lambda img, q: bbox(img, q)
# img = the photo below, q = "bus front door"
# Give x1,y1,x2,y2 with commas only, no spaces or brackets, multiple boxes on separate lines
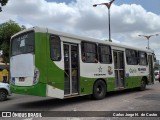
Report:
63,43,79,96
113,51,125,89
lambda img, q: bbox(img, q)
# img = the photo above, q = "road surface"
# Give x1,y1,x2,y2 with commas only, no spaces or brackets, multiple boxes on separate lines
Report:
0,81,160,120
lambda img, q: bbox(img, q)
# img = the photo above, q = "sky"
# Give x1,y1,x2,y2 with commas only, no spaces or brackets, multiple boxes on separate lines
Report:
0,0,160,61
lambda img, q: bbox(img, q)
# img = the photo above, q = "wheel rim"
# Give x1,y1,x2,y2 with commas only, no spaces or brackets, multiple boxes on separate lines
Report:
96,85,102,94
0,91,6,100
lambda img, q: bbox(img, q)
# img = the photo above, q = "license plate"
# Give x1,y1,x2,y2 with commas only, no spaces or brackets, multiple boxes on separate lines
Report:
19,77,25,82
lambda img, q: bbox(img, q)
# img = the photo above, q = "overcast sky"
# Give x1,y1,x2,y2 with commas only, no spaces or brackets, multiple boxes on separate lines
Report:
0,0,160,61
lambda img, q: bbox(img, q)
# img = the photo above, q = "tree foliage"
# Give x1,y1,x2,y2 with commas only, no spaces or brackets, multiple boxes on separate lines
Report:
0,20,26,63
0,0,9,12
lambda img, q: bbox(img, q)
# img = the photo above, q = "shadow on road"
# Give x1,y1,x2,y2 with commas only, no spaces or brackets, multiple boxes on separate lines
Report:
13,96,91,111
5,88,154,111
106,88,153,98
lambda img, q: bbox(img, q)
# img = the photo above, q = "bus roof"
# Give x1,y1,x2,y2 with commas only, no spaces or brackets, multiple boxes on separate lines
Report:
11,26,154,54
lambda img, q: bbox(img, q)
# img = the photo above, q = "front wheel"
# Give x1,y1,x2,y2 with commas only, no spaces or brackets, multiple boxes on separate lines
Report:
0,90,7,101
93,80,106,100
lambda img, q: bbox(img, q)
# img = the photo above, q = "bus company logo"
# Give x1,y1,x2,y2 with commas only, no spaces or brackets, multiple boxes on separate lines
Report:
2,112,11,117
129,68,137,73
98,66,103,73
138,68,146,71
108,66,113,75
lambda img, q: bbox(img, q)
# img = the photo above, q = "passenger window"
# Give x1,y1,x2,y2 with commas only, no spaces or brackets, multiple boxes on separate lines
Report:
81,42,98,63
50,35,61,61
126,49,138,65
139,51,147,65
99,44,112,64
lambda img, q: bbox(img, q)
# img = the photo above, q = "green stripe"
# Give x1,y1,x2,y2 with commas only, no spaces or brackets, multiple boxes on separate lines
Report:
10,82,46,96
35,32,64,90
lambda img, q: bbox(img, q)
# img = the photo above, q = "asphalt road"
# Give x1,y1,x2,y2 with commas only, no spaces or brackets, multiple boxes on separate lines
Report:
0,81,160,120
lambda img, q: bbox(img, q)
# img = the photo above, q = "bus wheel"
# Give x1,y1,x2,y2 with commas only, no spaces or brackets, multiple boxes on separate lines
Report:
93,80,106,100
139,78,146,91
0,90,7,101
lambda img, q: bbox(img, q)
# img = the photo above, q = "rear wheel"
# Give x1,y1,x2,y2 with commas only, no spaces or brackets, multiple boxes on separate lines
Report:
93,80,106,100
139,78,146,91
0,90,7,101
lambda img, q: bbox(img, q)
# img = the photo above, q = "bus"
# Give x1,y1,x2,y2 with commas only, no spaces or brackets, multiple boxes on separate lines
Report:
10,27,154,100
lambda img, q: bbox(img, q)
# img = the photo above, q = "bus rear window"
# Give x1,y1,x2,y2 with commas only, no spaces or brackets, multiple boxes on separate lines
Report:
11,31,34,56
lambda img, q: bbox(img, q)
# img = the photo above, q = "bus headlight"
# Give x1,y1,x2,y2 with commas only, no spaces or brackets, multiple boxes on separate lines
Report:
33,68,39,85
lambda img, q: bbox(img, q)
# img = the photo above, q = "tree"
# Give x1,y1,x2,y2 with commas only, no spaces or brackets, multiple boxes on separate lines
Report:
0,0,9,12
0,20,26,63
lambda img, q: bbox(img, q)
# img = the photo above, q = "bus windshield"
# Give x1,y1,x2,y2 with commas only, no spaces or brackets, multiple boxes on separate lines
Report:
11,31,34,56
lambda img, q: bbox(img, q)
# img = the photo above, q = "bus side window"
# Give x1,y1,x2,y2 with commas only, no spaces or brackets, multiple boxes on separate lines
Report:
82,53,86,62
98,44,112,64
139,51,148,65
50,35,61,61
126,49,138,65
81,42,98,63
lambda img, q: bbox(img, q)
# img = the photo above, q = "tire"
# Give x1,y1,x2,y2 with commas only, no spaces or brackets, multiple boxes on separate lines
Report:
0,90,7,101
93,80,106,100
139,78,146,91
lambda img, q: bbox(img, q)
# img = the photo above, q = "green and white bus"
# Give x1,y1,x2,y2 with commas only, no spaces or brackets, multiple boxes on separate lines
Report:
10,27,154,100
